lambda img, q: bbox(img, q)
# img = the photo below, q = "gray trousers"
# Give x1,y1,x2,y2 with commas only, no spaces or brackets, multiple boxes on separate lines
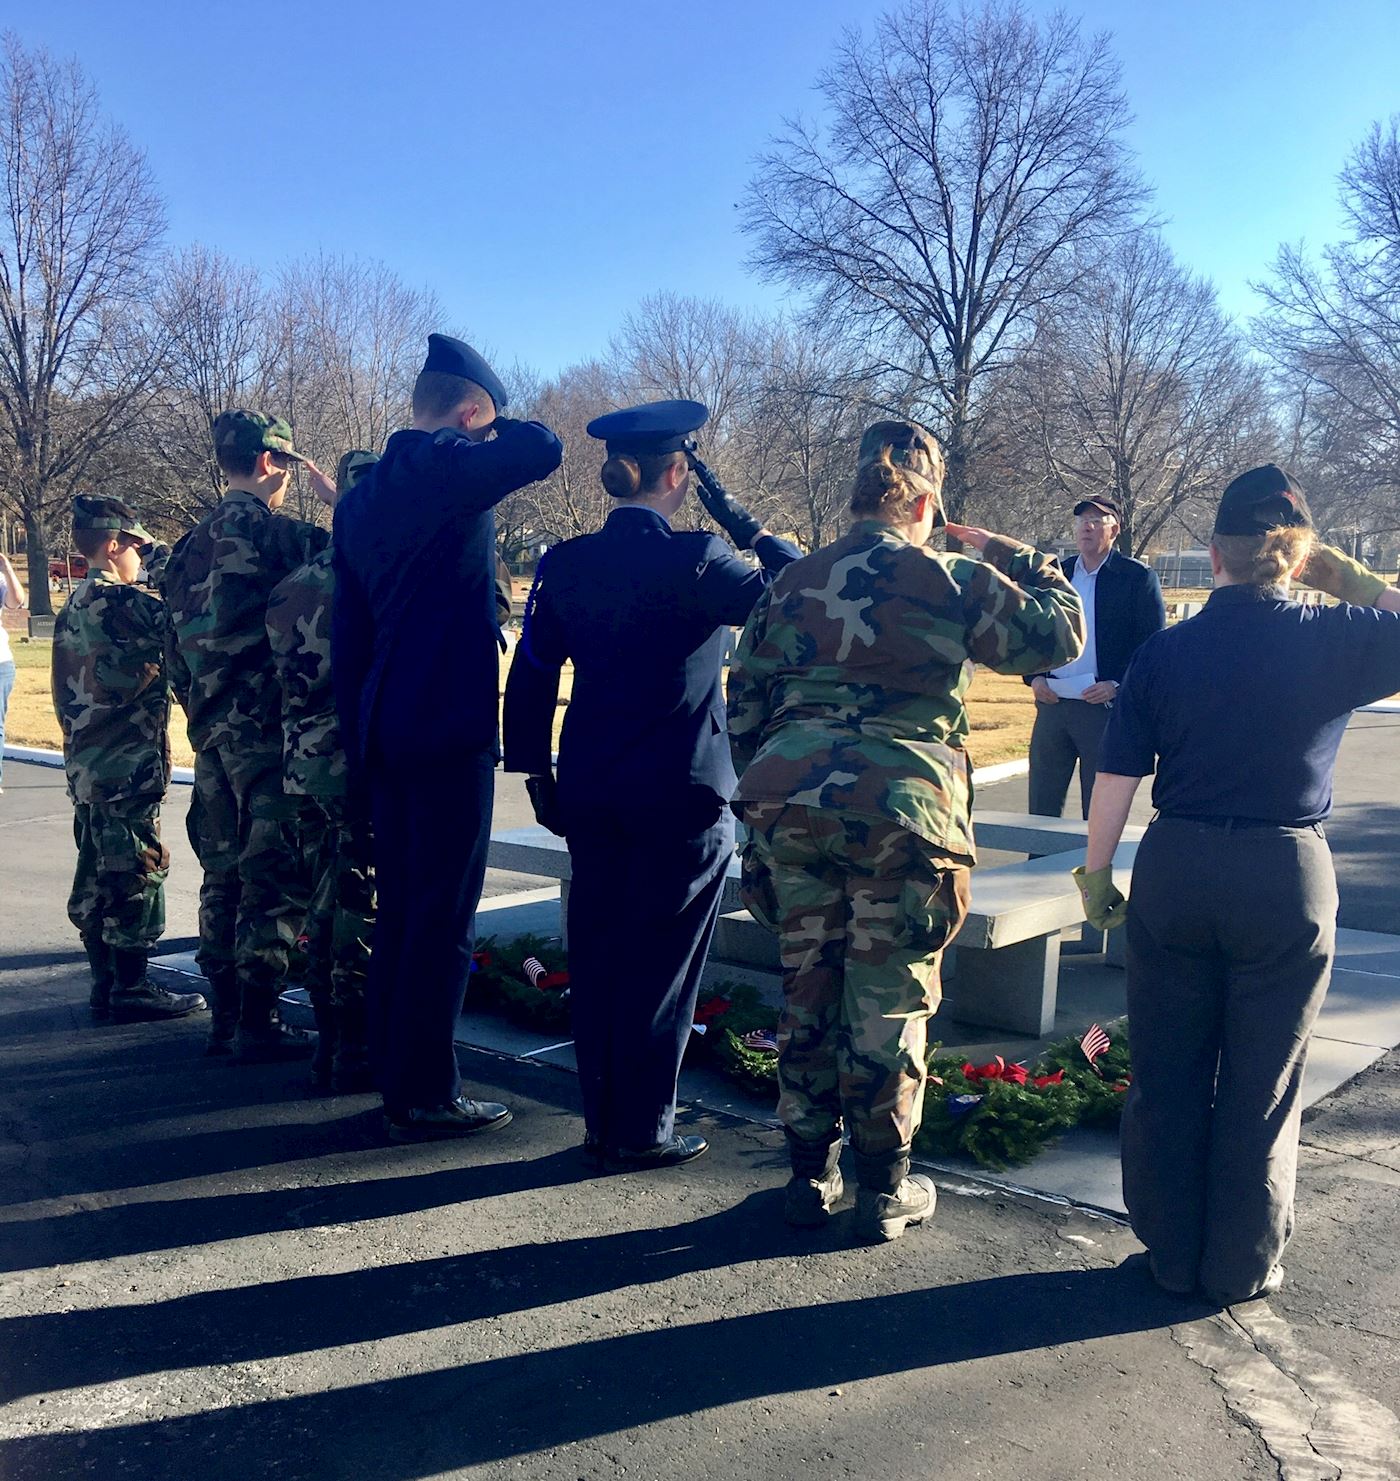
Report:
1122,817,1337,1303
1027,697,1110,818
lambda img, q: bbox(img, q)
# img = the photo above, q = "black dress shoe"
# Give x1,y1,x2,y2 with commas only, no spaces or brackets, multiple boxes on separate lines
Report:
581,1133,604,1169
385,1097,513,1142
604,1134,708,1172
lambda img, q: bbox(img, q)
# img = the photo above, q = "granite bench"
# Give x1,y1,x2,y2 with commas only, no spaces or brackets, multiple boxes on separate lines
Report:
487,820,1136,1036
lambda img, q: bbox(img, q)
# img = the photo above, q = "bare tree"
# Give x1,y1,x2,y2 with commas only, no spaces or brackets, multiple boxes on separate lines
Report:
1006,231,1271,555
743,0,1145,523
609,292,781,536
279,253,440,453
0,36,166,613
739,321,865,549
611,294,754,437
1257,118,1400,546
516,360,624,545
146,244,272,521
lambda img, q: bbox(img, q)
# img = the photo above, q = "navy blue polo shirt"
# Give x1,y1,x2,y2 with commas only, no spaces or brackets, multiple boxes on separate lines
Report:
1100,584,1400,824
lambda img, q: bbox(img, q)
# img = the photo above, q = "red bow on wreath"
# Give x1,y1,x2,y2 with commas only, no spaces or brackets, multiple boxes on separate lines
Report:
693,997,731,1027
962,1058,1065,1090
962,1057,1028,1086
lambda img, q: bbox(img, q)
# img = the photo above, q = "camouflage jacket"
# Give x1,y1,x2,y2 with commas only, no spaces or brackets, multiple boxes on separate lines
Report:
727,521,1084,862
51,572,171,805
266,547,346,798
161,490,329,753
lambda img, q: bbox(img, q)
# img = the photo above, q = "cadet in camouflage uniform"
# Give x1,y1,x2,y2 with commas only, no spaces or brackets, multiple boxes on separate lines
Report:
267,450,379,1093
52,496,206,1023
728,422,1084,1240
162,411,333,1060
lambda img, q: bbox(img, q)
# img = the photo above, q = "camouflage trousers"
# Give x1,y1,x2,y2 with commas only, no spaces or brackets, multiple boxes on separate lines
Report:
190,743,311,1026
740,803,971,1157
299,798,375,1013
67,798,168,951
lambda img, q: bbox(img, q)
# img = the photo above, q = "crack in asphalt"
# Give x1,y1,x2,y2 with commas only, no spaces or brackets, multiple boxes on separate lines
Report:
1174,1306,1400,1480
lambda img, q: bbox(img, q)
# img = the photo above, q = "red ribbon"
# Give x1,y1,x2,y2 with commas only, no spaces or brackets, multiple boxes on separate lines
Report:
961,1058,1063,1090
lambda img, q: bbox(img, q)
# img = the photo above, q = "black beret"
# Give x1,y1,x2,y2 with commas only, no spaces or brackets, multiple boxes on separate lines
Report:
1073,494,1122,520
421,334,508,411
1214,465,1311,537
586,399,708,457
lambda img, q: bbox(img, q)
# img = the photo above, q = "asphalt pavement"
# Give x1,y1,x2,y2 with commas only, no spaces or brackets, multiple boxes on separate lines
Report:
2,751,1400,1478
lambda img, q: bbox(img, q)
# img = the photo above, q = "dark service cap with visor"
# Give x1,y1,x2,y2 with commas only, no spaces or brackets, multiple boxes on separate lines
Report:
586,399,709,459
421,334,509,411
1214,464,1312,537
1073,494,1122,520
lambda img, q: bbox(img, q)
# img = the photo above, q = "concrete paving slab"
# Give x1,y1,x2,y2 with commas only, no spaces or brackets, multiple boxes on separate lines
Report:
1315,967,1400,1048
922,1127,1128,1216
1301,1035,1388,1103
1334,927,1400,977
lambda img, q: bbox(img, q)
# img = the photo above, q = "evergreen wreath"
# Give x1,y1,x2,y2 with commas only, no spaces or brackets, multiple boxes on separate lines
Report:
468,937,1131,1171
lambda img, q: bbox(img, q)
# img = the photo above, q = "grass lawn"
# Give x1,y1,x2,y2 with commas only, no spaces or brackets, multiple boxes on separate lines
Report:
7,638,1039,772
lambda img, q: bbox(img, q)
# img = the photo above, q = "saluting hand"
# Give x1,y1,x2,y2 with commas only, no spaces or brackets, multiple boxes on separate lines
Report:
304,461,338,509
944,523,994,551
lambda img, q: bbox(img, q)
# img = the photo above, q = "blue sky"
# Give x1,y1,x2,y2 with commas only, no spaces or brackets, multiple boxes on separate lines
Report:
9,0,1400,375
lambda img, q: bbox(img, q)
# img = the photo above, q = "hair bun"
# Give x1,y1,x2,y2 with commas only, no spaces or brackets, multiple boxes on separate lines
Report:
600,454,643,499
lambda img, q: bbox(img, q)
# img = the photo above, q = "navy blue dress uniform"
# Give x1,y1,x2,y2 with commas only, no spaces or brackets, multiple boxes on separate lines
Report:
1088,464,1400,1304
502,400,801,1168
332,336,563,1134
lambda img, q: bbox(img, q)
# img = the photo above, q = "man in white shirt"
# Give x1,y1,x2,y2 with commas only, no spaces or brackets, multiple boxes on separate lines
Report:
1026,495,1165,817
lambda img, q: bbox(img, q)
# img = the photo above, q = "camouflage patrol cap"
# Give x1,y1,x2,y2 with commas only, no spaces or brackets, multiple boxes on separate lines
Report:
856,421,944,493
213,409,307,465
71,494,154,546
335,449,379,495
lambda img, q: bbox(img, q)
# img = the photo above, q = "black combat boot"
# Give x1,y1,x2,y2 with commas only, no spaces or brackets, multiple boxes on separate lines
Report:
82,933,116,1020
308,991,337,1091
853,1144,937,1243
784,1127,845,1227
232,983,313,1064
203,969,240,1056
109,948,207,1022
330,998,375,1094
234,1022,314,1064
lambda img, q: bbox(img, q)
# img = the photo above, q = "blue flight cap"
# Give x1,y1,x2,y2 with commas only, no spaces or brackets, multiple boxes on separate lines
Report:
421,333,509,411
585,399,708,457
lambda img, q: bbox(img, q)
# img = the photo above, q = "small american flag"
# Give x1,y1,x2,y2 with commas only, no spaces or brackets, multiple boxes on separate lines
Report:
740,1029,779,1053
1080,1023,1111,1068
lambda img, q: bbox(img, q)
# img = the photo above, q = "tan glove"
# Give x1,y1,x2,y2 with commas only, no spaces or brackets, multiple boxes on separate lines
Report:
1300,543,1387,607
1072,865,1128,933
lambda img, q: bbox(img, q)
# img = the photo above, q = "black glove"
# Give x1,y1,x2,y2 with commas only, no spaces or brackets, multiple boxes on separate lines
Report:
689,455,764,550
525,774,565,837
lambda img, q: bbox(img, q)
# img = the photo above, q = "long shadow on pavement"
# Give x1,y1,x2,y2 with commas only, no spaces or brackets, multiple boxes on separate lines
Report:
0,1137,642,1274
4,1260,1207,1481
